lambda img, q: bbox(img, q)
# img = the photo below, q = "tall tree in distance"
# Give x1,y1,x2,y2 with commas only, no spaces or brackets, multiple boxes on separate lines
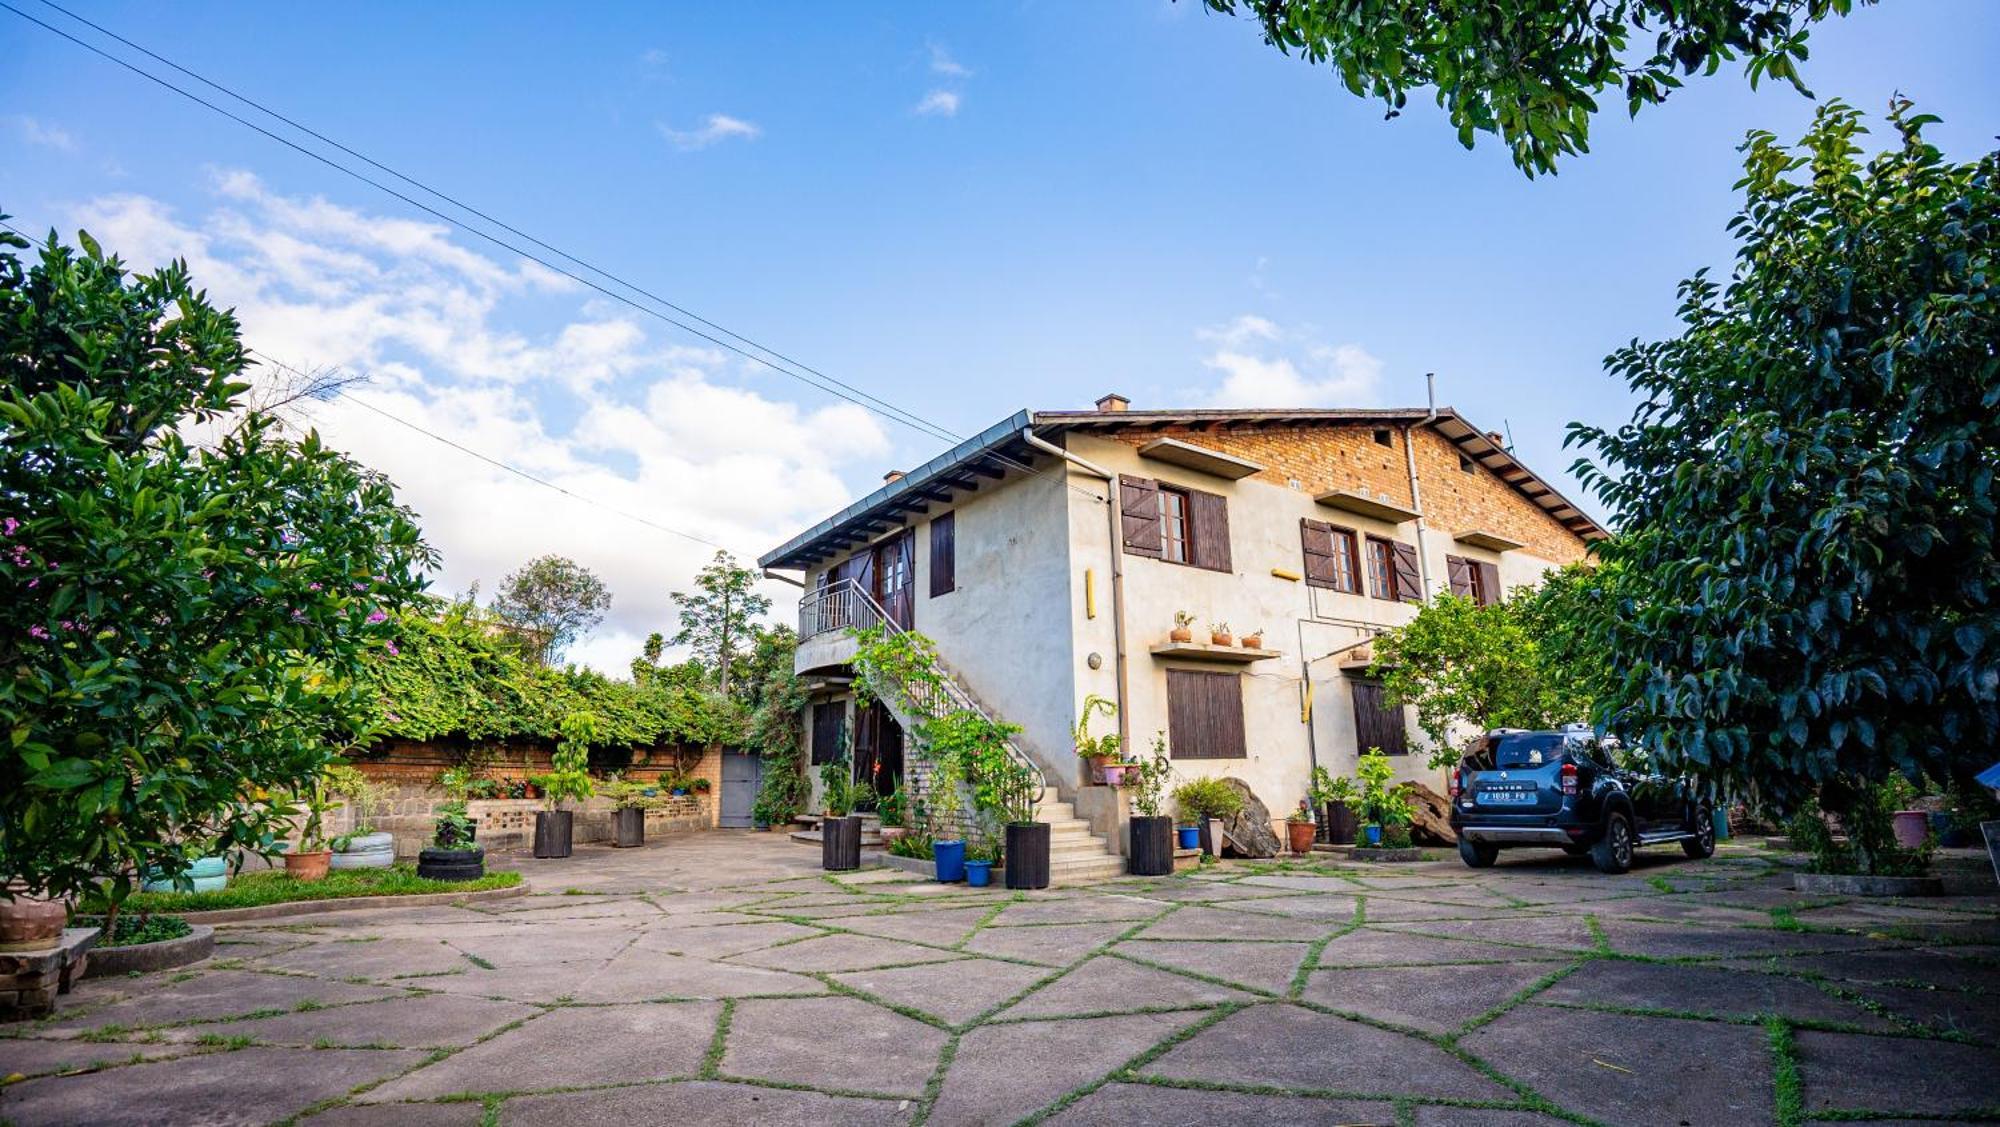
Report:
1566,101,1997,865
1198,0,1868,176
671,551,772,694
491,554,610,665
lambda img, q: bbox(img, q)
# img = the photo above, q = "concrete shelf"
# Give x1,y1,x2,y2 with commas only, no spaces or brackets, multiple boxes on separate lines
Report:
1314,489,1421,524
1148,641,1280,664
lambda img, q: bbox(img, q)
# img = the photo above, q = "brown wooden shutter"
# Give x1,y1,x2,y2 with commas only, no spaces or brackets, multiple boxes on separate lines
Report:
1119,475,1162,558
1391,542,1422,603
1351,678,1410,756
1301,519,1337,588
1446,555,1474,599
1187,488,1232,573
1166,670,1246,759
1476,561,1502,606
928,512,955,597
810,702,845,766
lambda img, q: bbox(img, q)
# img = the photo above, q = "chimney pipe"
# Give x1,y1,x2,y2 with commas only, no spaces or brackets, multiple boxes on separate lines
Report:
883,470,905,484
1095,393,1130,413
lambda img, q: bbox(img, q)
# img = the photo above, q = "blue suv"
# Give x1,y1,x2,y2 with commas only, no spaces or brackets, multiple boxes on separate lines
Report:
1449,728,1715,874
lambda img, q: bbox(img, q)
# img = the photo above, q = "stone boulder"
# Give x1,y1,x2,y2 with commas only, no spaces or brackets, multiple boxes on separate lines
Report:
1218,777,1283,858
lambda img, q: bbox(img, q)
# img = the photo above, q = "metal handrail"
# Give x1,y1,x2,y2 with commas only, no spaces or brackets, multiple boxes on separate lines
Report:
805,578,1048,804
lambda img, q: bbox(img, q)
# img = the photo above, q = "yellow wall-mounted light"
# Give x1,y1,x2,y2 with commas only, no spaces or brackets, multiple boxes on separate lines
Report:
1271,567,1302,582
1085,568,1097,619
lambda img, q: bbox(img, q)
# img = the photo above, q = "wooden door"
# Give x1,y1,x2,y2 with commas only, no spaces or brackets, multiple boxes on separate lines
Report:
1350,678,1409,757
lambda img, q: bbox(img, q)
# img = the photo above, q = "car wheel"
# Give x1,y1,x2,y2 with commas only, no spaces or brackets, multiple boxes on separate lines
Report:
1682,803,1716,859
1561,843,1591,856
1592,811,1634,874
1458,838,1499,869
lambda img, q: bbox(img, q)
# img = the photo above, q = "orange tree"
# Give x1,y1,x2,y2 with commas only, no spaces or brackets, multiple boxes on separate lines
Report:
0,219,433,912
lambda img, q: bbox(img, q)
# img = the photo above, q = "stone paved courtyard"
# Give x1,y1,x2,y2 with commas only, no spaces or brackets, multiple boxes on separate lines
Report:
3,833,1996,1126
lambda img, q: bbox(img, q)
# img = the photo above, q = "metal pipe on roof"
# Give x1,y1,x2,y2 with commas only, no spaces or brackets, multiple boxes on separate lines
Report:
1019,428,1131,760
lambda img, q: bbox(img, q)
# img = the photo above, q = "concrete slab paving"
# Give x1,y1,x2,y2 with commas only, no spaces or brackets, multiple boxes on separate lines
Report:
1046,1083,1397,1126
1302,961,1564,1033
1111,939,1310,994
1133,903,1331,941
1142,1002,1513,1100
998,954,1254,1019
627,919,820,959
1536,959,1895,1029
39,969,409,1032
498,1079,911,1126
832,957,1053,1025
1314,929,1568,968
836,905,997,946
360,1001,720,1101
930,1011,1202,1125
962,921,1132,966
163,993,538,1049
302,1102,483,1125
1460,1006,1772,1127
1371,913,1599,951
0,1046,424,1126
0,1037,198,1079
721,995,947,1098
1796,1030,2000,1117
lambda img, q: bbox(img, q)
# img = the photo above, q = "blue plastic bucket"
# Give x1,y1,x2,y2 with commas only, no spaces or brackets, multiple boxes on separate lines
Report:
1365,824,1383,846
1177,825,1200,849
964,859,992,887
1713,808,1732,842
933,839,967,882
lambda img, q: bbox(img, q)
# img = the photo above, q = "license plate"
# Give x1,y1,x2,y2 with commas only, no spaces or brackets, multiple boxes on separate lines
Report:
1480,790,1535,805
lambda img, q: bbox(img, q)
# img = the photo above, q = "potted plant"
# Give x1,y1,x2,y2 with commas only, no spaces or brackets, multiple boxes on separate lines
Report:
1309,766,1359,844
1170,610,1195,644
1177,822,1201,850
1209,621,1233,647
1127,733,1176,876
533,711,598,859
690,776,712,797
963,835,997,887
929,749,968,882
602,779,652,848
1102,761,1131,786
326,765,394,870
996,756,1049,890
1072,694,1121,785
878,786,908,845
819,756,869,871
1286,800,1317,855
417,803,486,881
1242,627,1264,649
284,772,340,881
1172,776,1244,856
1347,749,1414,848
922,710,1017,882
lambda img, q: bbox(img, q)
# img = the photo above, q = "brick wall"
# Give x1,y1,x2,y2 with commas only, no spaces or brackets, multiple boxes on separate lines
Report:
1101,422,1587,564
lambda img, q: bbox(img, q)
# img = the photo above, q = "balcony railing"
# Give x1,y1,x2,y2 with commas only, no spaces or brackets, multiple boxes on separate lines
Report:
798,578,880,641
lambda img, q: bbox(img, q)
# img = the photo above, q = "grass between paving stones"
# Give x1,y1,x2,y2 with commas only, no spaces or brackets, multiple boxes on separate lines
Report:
699,998,735,1079
1286,897,1367,998
70,913,194,947
1768,1016,1804,1127
116,864,522,913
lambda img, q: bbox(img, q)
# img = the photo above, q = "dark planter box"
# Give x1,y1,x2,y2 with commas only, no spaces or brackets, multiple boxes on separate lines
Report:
417,846,486,882
1319,803,1358,845
1128,815,1175,876
533,810,574,859
822,814,862,871
1005,822,1051,890
612,807,645,848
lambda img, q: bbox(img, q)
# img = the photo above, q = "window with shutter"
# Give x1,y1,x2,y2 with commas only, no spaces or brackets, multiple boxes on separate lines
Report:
1351,678,1410,756
1366,537,1396,601
1390,542,1422,604
1302,520,1360,593
1119,475,1162,558
1475,561,1503,606
1166,670,1246,759
810,702,845,766
1158,487,1190,564
929,512,955,597
1446,555,1475,599
1186,488,1232,573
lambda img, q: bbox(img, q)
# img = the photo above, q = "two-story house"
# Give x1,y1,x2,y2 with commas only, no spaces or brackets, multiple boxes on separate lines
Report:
760,395,1602,870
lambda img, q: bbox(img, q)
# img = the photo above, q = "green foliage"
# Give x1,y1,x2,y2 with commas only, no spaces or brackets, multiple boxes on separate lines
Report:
1072,693,1122,760
670,550,772,693
1172,776,1244,822
877,785,906,829
1308,765,1355,809
746,627,809,828
72,913,192,948
360,602,745,751
431,803,476,849
848,626,949,720
817,755,870,817
1370,592,1590,767
1565,101,2000,821
1128,732,1174,818
1200,0,1862,176
1348,750,1415,828
886,827,933,859
538,711,598,809
491,553,610,665
107,863,520,914
1786,783,1932,877
0,220,434,908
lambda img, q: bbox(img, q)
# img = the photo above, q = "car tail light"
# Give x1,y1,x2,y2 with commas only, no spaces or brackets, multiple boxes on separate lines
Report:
1448,768,1462,798
1560,762,1579,796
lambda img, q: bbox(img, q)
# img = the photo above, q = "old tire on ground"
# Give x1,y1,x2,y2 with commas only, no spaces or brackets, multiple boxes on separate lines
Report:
416,847,485,882
1593,811,1635,875
1682,803,1717,859
1458,839,1498,869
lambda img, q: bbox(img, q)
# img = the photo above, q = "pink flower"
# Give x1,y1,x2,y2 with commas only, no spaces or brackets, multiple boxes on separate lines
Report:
366,610,388,624
59,620,77,632
1,517,17,536
28,625,49,640
27,578,38,588
385,641,400,656
307,582,322,591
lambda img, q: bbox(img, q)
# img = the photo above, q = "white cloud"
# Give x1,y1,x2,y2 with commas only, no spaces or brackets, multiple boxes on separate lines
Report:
927,42,971,78
1196,314,1384,408
657,114,762,151
16,116,76,151
914,90,962,118
639,47,669,68
64,179,892,671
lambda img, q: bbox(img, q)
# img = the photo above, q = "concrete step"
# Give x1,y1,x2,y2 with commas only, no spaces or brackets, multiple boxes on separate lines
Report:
788,829,884,847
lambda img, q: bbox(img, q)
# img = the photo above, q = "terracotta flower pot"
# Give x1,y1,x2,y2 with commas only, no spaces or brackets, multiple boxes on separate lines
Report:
1891,810,1931,849
1210,632,1232,647
1242,635,1264,649
1287,820,1316,855
284,849,332,882
0,894,69,952
1169,627,1193,643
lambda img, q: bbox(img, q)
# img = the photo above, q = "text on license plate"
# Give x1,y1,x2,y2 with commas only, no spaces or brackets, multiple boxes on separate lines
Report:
1480,790,1535,805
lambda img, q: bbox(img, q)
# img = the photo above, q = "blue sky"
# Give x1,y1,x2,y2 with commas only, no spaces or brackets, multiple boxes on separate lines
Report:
6,0,1997,667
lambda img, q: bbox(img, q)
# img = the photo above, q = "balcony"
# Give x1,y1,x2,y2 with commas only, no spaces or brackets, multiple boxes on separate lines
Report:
795,579,879,673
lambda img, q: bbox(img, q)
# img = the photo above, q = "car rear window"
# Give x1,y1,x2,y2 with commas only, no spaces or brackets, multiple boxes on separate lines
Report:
1492,733,1567,768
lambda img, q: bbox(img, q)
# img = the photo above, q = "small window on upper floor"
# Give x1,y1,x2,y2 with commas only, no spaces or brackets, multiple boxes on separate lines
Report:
1459,453,1477,474
1372,428,1393,447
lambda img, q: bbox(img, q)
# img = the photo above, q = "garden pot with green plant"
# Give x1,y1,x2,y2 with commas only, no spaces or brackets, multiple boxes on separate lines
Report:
964,835,997,887
819,756,868,871
417,803,486,882
1170,610,1195,644
284,771,341,881
920,709,1014,882
1209,621,1233,648
1126,733,1176,876
1347,750,1415,853
326,764,395,870
1173,776,1245,857
1309,766,1358,845
602,780,652,849
1072,694,1121,786
877,786,908,845
1286,801,1317,855
533,712,598,860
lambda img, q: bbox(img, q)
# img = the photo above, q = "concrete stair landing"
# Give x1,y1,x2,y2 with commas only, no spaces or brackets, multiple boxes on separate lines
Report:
1031,799,1126,886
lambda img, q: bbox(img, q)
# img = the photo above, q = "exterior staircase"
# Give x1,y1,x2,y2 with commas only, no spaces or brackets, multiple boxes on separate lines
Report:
1032,797,1128,885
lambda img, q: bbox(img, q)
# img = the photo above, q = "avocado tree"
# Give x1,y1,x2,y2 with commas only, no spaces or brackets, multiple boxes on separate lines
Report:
1566,101,1998,867
1199,0,1867,176
0,219,433,913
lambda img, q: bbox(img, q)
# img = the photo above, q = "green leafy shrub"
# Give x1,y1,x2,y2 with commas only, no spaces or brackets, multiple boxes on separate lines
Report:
1173,777,1244,823
72,913,193,948
1128,733,1174,818
1348,750,1415,829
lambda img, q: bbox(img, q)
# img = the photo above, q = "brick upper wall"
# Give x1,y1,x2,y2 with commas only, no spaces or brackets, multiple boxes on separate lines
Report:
1099,421,1588,564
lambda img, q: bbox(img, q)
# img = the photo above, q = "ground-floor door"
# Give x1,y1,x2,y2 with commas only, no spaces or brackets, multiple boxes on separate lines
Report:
852,701,904,809
719,751,761,828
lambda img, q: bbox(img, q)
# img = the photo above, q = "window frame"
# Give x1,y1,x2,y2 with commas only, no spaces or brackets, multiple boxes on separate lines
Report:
1165,669,1247,760
928,511,956,598
1366,536,1398,602
1157,486,1191,565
